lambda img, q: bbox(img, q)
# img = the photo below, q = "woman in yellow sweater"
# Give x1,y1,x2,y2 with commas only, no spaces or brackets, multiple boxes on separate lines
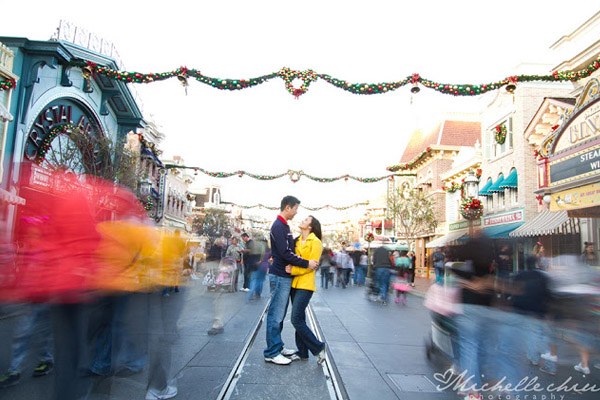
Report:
285,215,326,364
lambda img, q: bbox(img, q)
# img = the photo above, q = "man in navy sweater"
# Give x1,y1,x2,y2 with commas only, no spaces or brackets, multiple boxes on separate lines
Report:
264,195,318,365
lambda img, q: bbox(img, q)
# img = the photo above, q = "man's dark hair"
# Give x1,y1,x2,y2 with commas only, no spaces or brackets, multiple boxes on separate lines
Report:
280,195,301,211
241,232,249,238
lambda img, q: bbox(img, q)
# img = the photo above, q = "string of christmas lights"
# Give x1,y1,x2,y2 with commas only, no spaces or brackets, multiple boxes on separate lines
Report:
3,56,597,97
34,123,80,163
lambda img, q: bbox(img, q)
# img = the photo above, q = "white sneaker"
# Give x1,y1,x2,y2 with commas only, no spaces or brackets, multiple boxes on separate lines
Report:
241,288,250,292
145,385,178,400
317,344,327,365
574,363,590,375
540,352,557,362
264,354,292,365
287,354,306,361
281,348,297,356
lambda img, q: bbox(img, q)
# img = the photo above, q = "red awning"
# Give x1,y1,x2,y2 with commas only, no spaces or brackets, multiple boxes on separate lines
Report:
371,220,393,229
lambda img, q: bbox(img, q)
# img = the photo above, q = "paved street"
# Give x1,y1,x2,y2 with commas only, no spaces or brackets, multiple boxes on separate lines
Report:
313,281,600,400
1,266,600,400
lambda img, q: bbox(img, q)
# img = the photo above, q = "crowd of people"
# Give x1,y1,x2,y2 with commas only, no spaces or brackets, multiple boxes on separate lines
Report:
0,170,193,400
4,184,600,400
424,236,600,400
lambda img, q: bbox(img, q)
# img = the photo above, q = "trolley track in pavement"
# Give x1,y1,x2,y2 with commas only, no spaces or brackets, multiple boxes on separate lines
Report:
216,300,348,400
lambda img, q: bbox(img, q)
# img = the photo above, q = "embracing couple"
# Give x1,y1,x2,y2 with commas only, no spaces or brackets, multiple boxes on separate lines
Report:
264,195,327,366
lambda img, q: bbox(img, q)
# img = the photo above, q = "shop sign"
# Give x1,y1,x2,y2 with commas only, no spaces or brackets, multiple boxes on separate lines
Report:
549,144,600,184
553,96,600,153
449,219,481,231
483,209,524,226
28,163,52,189
549,181,600,211
25,99,99,161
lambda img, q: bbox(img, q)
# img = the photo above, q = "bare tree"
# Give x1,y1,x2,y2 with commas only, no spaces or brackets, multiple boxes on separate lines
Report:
192,208,232,240
387,187,437,251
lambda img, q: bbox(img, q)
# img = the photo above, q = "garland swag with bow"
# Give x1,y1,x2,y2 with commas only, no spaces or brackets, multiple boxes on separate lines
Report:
3,55,598,98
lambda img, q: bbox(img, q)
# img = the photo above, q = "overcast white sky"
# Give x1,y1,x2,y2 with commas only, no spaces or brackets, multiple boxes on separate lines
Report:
2,1,599,225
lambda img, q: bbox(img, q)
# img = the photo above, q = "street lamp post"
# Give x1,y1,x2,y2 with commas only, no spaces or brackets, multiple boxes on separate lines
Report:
462,171,480,237
139,178,152,197
365,221,373,280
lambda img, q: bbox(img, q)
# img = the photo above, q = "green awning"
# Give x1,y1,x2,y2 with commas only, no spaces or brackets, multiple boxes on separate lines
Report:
478,178,493,196
481,222,523,239
500,169,518,189
487,174,505,193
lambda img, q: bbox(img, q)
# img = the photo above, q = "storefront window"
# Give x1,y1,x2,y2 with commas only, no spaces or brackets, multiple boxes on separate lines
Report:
497,191,505,209
509,187,518,206
42,135,85,174
486,117,513,160
484,194,493,213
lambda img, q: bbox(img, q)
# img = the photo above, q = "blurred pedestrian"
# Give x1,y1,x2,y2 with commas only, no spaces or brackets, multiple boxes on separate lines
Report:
338,249,354,288
319,248,333,289
407,251,416,287
372,246,393,304
225,236,243,292
432,247,445,285
533,242,549,270
581,241,598,266
509,255,552,369
0,219,54,388
248,239,270,300
145,229,188,400
355,250,368,286
0,304,54,388
241,232,262,296
452,236,495,399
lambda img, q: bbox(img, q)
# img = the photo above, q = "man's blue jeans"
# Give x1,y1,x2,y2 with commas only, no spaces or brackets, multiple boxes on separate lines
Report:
290,288,324,358
355,265,367,285
264,274,292,358
375,268,392,301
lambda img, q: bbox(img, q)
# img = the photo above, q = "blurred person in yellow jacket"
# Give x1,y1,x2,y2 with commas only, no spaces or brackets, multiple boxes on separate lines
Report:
159,229,188,296
284,215,327,364
88,218,159,378
94,219,161,293
145,228,188,400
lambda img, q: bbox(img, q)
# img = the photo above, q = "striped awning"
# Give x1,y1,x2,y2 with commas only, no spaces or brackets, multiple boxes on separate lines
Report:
509,210,578,237
425,230,468,248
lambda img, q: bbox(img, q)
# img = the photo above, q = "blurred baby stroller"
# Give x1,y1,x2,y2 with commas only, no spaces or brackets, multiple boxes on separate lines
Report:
203,257,237,292
423,262,463,368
